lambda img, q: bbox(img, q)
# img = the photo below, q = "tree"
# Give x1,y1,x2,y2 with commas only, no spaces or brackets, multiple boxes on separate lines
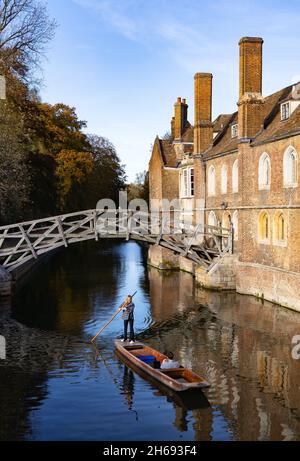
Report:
127,170,149,203
0,101,30,223
35,103,89,156
26,150,57,217
0,3,127,220
0,0,56,80
81,135,126,208
55,149,94,210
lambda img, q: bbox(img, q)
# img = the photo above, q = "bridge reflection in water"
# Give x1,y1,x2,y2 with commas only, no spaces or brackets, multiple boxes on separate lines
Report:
0,241,300,441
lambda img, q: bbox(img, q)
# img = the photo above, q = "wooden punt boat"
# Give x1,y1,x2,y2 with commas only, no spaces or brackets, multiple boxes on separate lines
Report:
114,340,210,392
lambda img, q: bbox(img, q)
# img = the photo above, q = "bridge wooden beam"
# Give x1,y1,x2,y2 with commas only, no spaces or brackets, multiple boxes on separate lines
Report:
19,225,37,259
56,218,68,248
0,209,233,273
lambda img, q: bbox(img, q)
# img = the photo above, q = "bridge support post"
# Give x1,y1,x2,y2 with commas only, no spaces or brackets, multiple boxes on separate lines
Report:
0,266,13,297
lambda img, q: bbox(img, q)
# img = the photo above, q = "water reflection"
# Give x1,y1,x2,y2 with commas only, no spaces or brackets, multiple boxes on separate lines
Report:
146,268,300,441
0,240,300,441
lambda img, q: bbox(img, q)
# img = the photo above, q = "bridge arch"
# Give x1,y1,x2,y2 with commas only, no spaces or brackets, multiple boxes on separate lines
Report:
0,209,233,274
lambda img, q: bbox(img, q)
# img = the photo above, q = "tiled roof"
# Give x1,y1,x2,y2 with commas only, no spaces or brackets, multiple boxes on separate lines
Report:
157,121,193,167
204,83,300,158
182,122,194,142
203,112,238,158
213,114,233,133
253,84,300,145
159,139,178,167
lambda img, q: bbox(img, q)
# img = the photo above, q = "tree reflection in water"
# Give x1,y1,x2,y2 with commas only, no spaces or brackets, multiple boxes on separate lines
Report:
1,241,300,440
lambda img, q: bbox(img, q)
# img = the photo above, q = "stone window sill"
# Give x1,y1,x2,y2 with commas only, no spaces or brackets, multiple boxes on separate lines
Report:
258,185,270,191
273,240,287,247
283,183,298,189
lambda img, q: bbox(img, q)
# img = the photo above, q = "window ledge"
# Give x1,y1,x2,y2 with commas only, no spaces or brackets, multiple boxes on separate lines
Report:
273,240,287,247
283,183,298,189
258,185,270,191
258,239,270,245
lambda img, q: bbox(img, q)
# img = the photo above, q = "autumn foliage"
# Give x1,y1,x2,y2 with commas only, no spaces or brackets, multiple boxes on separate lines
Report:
0,1,126,224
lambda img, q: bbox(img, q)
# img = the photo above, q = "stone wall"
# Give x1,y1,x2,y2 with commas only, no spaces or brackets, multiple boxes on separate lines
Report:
236,262,300,312
148,245,179,270
195,255,237,290
240,137,300,273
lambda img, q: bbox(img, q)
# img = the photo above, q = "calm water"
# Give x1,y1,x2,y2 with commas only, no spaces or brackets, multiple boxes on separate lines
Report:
1,240,300,441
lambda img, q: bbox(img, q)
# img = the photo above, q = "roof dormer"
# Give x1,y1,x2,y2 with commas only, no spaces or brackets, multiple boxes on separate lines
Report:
280,84,300,120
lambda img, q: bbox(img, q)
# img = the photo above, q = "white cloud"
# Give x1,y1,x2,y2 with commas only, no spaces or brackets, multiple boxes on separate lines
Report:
73,0,139,40
72,0,224,74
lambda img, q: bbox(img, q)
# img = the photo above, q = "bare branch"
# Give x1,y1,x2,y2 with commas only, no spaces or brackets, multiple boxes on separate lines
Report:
0,0,57,79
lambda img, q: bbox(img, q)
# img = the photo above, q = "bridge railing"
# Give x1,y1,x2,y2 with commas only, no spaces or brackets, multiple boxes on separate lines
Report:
0,209,233,271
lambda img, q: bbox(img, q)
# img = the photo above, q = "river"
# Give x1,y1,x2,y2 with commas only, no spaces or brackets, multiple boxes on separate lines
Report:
1,240,300,441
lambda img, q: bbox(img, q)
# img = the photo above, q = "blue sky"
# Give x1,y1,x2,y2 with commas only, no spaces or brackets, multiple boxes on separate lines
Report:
41,0,300,181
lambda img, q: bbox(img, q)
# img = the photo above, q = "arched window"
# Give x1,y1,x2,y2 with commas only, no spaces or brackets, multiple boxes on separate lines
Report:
222,211,231,230
283,146,297,187
258,153,271,189
208,211,217,228
273,211,286,244
232,211,238,240
208,165,216,196
221,164,227,194
232,159,238,193
258,211,270,242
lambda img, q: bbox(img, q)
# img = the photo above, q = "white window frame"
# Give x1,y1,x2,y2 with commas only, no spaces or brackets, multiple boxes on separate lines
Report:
258,211,270,244
231,124,238,138
258,152,271,190
208,210,217,228
283,146,298,188
207,165,216,197
232,159,239,193
180,167,194,198
232,210,238,241
273,211,287,247
281,102,290,121
222,211,231,230
221,164,227,194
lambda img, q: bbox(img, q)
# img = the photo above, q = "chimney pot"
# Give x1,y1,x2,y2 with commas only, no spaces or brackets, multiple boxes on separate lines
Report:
238,36,264,139
173,97,188,139
194,72,213,153
239,36,263,98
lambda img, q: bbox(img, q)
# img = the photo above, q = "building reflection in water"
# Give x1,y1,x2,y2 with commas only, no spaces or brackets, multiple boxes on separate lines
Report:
146,265,300,441
1,241,300,441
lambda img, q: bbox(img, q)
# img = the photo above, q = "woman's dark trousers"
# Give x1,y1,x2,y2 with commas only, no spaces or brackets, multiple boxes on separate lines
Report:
124,318,134,341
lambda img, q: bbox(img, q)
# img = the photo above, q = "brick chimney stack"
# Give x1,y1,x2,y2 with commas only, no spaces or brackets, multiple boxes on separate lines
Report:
173,97,188,140
238,37,264,139
194,73,213,154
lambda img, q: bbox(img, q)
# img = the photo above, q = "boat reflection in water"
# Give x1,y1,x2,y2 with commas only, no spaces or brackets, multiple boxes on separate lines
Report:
118,362,210,435
1,241,300,441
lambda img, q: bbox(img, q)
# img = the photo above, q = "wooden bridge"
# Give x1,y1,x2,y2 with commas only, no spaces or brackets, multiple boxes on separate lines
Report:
0,209,233,273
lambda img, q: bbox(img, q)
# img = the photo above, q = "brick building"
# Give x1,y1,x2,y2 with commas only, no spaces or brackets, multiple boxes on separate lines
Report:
148,36,300,312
